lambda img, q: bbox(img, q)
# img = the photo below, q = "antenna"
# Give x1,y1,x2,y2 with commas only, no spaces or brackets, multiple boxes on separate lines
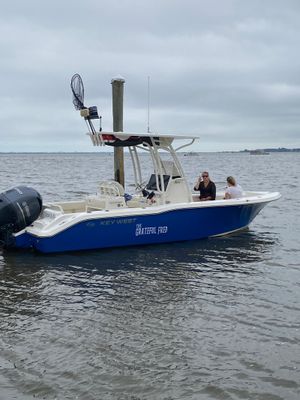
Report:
147,76,150,133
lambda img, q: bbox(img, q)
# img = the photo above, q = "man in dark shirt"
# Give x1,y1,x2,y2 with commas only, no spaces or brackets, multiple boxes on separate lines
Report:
194,171,216,201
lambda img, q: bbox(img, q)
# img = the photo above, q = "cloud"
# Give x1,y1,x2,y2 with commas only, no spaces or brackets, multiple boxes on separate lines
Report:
1,0,300,152
258,83,300,102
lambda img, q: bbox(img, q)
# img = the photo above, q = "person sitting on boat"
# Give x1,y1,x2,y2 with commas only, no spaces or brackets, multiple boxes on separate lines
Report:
194,171,216,201
224,176,243,199
141,188,156,204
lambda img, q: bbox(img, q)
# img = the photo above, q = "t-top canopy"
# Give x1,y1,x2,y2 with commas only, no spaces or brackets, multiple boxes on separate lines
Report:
100,131,199,140
88,131,199,147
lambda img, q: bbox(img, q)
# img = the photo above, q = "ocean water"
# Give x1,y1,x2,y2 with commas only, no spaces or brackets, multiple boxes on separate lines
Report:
0,152,299,400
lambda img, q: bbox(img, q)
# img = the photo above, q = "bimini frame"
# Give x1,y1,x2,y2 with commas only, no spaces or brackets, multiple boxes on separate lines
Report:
88,131,197,205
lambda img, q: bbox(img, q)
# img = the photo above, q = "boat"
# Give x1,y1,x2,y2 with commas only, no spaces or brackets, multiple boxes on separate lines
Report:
0,130,280,253
249,149,269,155
0,75,280,253
183,151,198,156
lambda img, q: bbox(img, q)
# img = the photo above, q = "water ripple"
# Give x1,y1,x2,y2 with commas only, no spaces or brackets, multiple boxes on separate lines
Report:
0,153,299,399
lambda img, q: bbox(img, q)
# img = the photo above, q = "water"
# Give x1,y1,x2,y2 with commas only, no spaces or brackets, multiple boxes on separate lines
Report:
0,152,299,400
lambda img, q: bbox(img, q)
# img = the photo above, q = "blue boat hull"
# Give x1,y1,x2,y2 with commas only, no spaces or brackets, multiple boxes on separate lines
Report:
14,203,265,253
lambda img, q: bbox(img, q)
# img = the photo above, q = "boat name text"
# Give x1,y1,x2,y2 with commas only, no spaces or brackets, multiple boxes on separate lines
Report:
135,224,168,236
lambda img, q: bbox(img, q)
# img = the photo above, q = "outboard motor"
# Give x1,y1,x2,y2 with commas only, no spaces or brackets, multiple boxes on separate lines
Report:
0,186,42,246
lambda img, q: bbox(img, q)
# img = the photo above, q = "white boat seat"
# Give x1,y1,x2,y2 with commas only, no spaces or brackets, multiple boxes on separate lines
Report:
126,196,147,208
98,180,125,197
86,197,106,209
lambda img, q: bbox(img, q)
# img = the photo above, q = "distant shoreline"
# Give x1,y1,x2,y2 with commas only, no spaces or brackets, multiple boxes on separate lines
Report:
240,148,300,153
0,148,299,154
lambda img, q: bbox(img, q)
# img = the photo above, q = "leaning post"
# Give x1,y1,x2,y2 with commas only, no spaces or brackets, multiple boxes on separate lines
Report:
111,76,125,187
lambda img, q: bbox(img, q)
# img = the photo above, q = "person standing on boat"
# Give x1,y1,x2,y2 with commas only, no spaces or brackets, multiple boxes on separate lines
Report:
194,171,216,201
224,176,243,199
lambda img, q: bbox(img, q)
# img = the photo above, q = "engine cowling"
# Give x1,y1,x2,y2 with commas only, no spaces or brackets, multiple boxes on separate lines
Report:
0,186,42,241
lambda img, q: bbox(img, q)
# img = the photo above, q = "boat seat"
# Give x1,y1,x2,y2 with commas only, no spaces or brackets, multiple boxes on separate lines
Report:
98,180,125,197
86,205,103,212
126,196,147,208
86,194,126,210
85,197,106,210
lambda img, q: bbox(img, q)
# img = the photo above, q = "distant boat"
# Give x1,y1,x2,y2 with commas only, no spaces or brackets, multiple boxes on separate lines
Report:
250,150,269,155
183,151,198,156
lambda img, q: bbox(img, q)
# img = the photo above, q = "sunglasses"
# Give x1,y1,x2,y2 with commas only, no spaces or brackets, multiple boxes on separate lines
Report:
202,175,208,178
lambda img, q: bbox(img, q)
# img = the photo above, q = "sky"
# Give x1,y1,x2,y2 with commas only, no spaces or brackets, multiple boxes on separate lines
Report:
1,0,300,152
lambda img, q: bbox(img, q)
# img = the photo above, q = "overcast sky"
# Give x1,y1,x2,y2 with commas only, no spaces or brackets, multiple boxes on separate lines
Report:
1,0,300,152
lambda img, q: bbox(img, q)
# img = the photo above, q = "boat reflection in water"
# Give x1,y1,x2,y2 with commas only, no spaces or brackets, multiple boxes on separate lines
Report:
1,228,278,279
